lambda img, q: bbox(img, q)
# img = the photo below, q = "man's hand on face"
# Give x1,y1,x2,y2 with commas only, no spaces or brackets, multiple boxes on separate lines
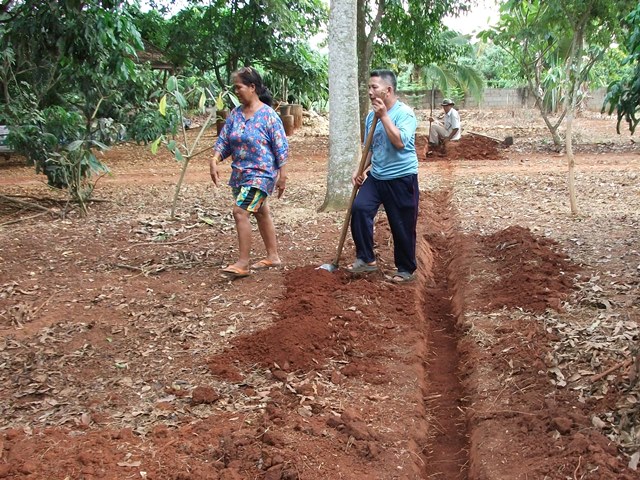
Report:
371,97,388,118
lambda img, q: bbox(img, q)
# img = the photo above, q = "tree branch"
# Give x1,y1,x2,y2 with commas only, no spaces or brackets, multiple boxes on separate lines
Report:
365,0,385,64
0,194,62,217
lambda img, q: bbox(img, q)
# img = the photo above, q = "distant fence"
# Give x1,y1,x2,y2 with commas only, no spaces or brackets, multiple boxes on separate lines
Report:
398,87,608,112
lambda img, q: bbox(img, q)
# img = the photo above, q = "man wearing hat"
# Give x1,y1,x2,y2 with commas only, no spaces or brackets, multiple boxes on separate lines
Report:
427,98,461,154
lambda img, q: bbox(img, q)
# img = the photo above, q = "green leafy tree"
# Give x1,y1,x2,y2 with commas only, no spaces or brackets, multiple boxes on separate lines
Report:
411,31,485,107
604,4,640,134
588,47,633,88
261,43,329,110
420,62,484,104
0,0,143,210
131,7,171,51
480,2,567,148
471,42,523,88
481,0,636,215
134,2,329,109
355,0,473,132
164,0,327,96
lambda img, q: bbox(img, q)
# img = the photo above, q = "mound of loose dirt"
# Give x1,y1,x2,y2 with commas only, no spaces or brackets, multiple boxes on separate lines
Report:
416,133,506,161
477,225,582,313
208,266,413,378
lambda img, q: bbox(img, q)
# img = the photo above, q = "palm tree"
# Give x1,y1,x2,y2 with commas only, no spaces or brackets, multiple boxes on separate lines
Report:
418,31,485,109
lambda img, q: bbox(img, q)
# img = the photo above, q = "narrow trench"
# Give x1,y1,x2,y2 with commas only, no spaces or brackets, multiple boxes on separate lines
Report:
416,186,470,479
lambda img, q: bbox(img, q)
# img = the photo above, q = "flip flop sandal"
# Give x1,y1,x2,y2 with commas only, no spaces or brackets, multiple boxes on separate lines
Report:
251,259,282,270
221,265,251,278
388,271,415,283
347,259,378,273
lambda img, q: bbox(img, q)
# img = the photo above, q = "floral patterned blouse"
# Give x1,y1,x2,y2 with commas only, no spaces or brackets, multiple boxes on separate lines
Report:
214,104,288,195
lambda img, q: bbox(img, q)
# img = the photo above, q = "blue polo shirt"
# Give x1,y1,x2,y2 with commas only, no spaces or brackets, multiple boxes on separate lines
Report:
364,101,418,180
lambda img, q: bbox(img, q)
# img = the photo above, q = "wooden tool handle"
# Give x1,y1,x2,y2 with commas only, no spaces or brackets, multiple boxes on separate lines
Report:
332,116,379,266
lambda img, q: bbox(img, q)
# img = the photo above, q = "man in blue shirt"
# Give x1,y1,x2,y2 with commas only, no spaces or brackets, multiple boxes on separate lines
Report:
349,69,419,283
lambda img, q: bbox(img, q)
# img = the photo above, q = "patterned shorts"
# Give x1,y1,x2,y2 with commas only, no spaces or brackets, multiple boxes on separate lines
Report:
232,186,267,213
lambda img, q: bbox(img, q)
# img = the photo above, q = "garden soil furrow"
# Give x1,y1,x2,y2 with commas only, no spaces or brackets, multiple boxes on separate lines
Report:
416,186,471,479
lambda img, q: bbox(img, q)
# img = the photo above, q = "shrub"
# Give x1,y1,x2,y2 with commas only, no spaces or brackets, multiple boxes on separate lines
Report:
128,104,180,144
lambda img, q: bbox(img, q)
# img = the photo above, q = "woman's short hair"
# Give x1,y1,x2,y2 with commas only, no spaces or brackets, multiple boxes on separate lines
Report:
233,66,273,107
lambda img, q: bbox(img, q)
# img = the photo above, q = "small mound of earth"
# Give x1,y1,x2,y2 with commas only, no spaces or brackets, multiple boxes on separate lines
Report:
416,133,506,161
477,225,581,313
228,266,348,370
207,267,360,378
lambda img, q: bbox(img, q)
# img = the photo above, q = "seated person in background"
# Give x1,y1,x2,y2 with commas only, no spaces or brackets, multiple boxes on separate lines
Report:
426,98,461,155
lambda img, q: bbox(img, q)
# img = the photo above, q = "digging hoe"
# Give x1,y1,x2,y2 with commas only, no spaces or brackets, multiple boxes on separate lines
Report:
318,116,379,272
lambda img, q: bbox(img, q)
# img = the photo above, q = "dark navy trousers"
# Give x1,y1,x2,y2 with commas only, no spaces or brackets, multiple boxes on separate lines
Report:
350,174,419,274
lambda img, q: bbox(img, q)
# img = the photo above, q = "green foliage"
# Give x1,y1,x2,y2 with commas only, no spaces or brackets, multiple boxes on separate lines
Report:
40,147,109,202
371,0,473,67
471,43,523,88
395,32,484,104
153,75,213,158
105,65,163,121
479,1,560,113
423,62,484,101
588,47,633,87
604,4,640,133
0,0,144,208
131,7,170,50
127,73,235,145
8,118,59,176
262,44,329,110
149,74,224,218
6,100,74,178
129,104,180,144
407,32,484,102
479,0,635,117
2,1,143,110
38,107,85,146
163,0,328,105
8,105,110,202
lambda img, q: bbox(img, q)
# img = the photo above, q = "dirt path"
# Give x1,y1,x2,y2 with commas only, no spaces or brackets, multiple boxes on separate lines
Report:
0,113,639,479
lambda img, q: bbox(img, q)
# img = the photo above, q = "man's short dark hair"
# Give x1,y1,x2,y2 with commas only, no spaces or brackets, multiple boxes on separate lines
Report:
370,69,397,91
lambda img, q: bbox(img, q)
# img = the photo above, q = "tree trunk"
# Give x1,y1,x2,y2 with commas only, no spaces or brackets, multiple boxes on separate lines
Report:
542,114,564,150
2,56,9,103
564,16,589,216
527,79,564,150
566,114,577,215
319,0,361,212
356,0,368,140
356,0,385,139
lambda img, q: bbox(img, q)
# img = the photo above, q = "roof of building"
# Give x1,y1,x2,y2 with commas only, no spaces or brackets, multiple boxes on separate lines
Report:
136,41,174,71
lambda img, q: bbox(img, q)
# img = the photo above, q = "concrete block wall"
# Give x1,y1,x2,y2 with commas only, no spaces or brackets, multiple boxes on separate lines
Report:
583,87,608,112
398,87,608,112
463,88,534,109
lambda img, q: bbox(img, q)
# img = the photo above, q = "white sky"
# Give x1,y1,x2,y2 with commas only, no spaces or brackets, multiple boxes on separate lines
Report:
443,0,501,37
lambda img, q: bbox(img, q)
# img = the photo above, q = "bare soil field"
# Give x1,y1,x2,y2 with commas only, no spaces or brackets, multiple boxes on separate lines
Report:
0,109,639,480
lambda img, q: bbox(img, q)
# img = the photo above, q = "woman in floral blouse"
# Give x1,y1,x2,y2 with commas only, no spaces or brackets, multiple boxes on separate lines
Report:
209,67,289,278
